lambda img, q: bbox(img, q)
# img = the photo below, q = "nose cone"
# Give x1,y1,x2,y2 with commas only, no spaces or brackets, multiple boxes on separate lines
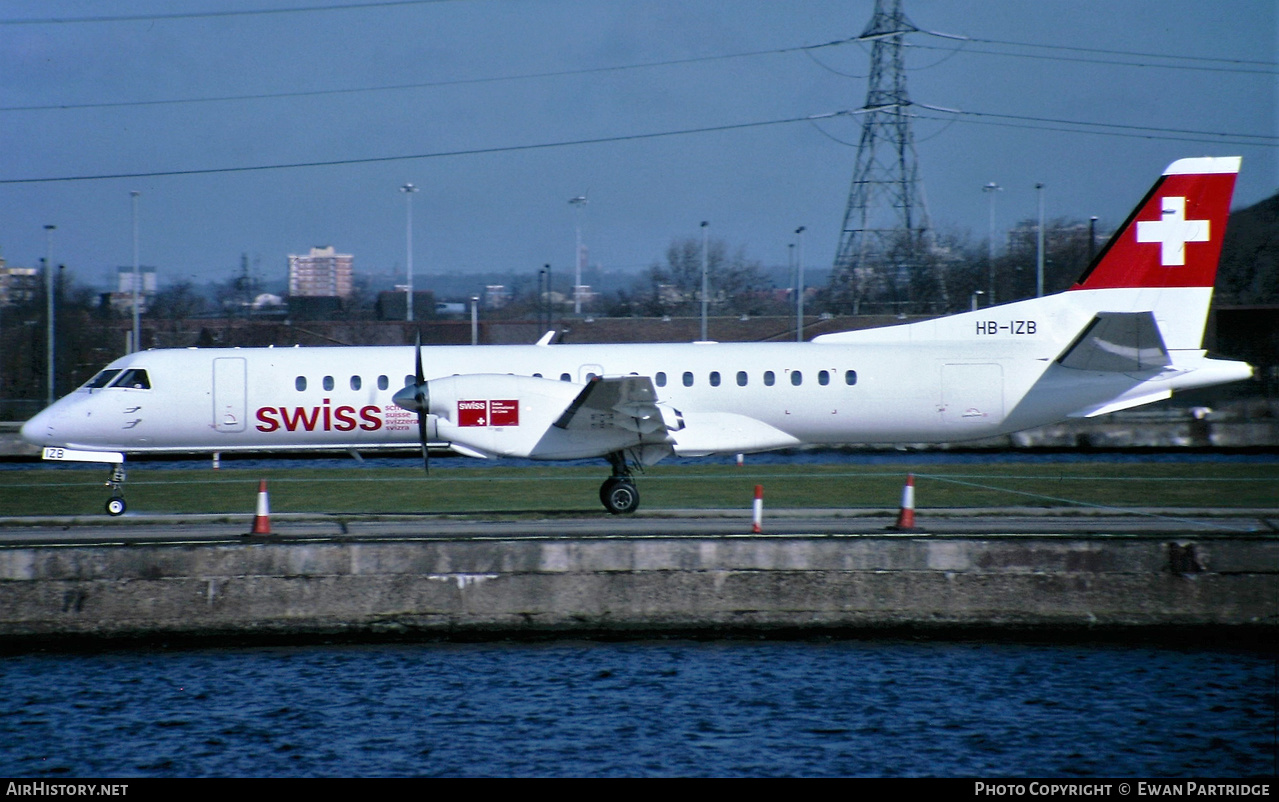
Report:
20,406,56,447
392,383,428,413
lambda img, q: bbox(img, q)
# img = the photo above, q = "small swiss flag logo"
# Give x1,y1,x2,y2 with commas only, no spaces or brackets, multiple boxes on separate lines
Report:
457,400,519,427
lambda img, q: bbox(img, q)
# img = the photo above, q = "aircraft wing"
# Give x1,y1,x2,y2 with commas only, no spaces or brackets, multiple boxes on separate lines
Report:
553,375,668,437
1055,311,1172,372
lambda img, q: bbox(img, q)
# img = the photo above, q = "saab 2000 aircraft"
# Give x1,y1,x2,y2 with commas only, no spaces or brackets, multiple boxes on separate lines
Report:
22,156,1253,515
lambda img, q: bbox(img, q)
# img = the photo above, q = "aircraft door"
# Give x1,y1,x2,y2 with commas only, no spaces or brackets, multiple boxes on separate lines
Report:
213,357,248,433
939,363,1004,426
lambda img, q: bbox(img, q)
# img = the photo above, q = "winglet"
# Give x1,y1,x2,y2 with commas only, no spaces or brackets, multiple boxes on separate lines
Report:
1070,156,1240,291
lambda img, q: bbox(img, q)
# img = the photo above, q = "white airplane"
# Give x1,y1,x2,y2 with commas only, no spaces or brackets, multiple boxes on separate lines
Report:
22,156,1253,516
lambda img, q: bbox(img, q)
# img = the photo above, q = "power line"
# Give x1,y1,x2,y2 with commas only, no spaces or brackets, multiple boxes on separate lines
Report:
4,99,1267,186
909,41,1278,76
961,34,1276,69
911,109,1273,148
0,1,459,25
0,111,849,185
0,39,856,114
937,107,1278,144
912,30,1277,75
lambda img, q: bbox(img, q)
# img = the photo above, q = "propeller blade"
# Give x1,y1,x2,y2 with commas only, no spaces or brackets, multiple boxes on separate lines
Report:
415,330,425,385
417,402,430,475
414,331,429,475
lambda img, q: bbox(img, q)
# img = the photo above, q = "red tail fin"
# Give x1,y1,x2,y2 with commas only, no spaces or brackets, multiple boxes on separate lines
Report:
1070,156,1239,291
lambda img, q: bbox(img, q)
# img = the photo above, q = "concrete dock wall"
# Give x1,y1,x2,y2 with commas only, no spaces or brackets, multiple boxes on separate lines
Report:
0,536,1275,640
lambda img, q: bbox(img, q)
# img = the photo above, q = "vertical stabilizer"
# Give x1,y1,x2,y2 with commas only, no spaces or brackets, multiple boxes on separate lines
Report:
1066,156,1240,350
1072,156,1239,291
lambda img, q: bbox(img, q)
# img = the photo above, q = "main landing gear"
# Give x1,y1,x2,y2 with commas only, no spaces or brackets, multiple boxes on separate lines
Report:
600,452,640,515
104,464,127,516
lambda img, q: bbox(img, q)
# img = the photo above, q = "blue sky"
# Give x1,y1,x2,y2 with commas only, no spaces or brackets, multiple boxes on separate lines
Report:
0,0,1274,293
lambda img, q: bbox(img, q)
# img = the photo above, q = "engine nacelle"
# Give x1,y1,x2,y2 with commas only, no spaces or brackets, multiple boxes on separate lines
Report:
418,374,644,459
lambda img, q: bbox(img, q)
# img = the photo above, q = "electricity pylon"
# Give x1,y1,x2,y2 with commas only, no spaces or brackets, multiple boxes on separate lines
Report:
831,0,940,315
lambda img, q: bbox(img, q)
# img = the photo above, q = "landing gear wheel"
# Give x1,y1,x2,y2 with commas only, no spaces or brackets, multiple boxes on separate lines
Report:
105,496,127,516
600,478,640,515
599,476,619,507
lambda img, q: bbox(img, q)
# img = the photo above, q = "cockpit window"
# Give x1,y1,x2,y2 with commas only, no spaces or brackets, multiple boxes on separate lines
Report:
83,369,121,390
111,369,151,390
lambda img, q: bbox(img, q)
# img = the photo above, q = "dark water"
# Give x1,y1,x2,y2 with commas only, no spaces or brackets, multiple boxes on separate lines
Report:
1,640,1274,778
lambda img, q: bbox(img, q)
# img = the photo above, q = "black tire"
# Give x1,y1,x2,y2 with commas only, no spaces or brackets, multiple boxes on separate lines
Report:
105,496,127,516
601,479,640,515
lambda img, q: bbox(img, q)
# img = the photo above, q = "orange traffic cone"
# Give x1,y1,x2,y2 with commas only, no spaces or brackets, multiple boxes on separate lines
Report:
249,479,272,536
890,473,921,531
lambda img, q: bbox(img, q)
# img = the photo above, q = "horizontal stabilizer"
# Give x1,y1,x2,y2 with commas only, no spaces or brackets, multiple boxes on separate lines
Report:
1056,312,1171,373
1069,390,1173,419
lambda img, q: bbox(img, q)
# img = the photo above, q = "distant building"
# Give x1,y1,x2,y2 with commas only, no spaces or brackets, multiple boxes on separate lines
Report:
1005,221,1110,254
483,284,512,310
101,265,158,315
116,265,157,295
375,290,434,321
90,266,156,315
288,246,353,298
0,258,40,306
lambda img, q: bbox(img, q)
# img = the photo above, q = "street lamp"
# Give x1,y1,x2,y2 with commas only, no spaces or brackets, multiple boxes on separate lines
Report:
541,263,552,333
794,226,806,342
970,289,985,312
700,221,709,341
982,182,1002,304
43,224,55,407
1088,215,1099,263
399,183,419,322
569,195,587,315
1035,182,1046,297
130,191,141,353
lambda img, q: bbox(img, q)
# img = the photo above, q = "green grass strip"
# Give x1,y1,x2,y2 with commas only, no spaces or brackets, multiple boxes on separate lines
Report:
2,461,1275,517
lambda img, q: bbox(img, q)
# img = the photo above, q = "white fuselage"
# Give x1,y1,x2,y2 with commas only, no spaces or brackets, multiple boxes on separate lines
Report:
18,290,1252,461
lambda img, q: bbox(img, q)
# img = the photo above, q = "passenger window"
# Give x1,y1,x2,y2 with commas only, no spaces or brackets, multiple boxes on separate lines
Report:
682,371,694,387
736,371,747,387
350,375,362,391
845,370,858,386
114,369,151,390
791,371,803,386
709,371,721,387
323,376,335,391
656,371,666,387
404,375,414,388
560,373,571,382
533,373,543,378
818,370,830,386
378,375,389,391
84,369,121,390
296,376,307,392
764,371,775,386
585,372,598,381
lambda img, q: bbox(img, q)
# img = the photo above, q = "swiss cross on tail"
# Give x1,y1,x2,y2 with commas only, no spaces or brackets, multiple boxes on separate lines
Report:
1071,156,1240,290
1136,196,1208,266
